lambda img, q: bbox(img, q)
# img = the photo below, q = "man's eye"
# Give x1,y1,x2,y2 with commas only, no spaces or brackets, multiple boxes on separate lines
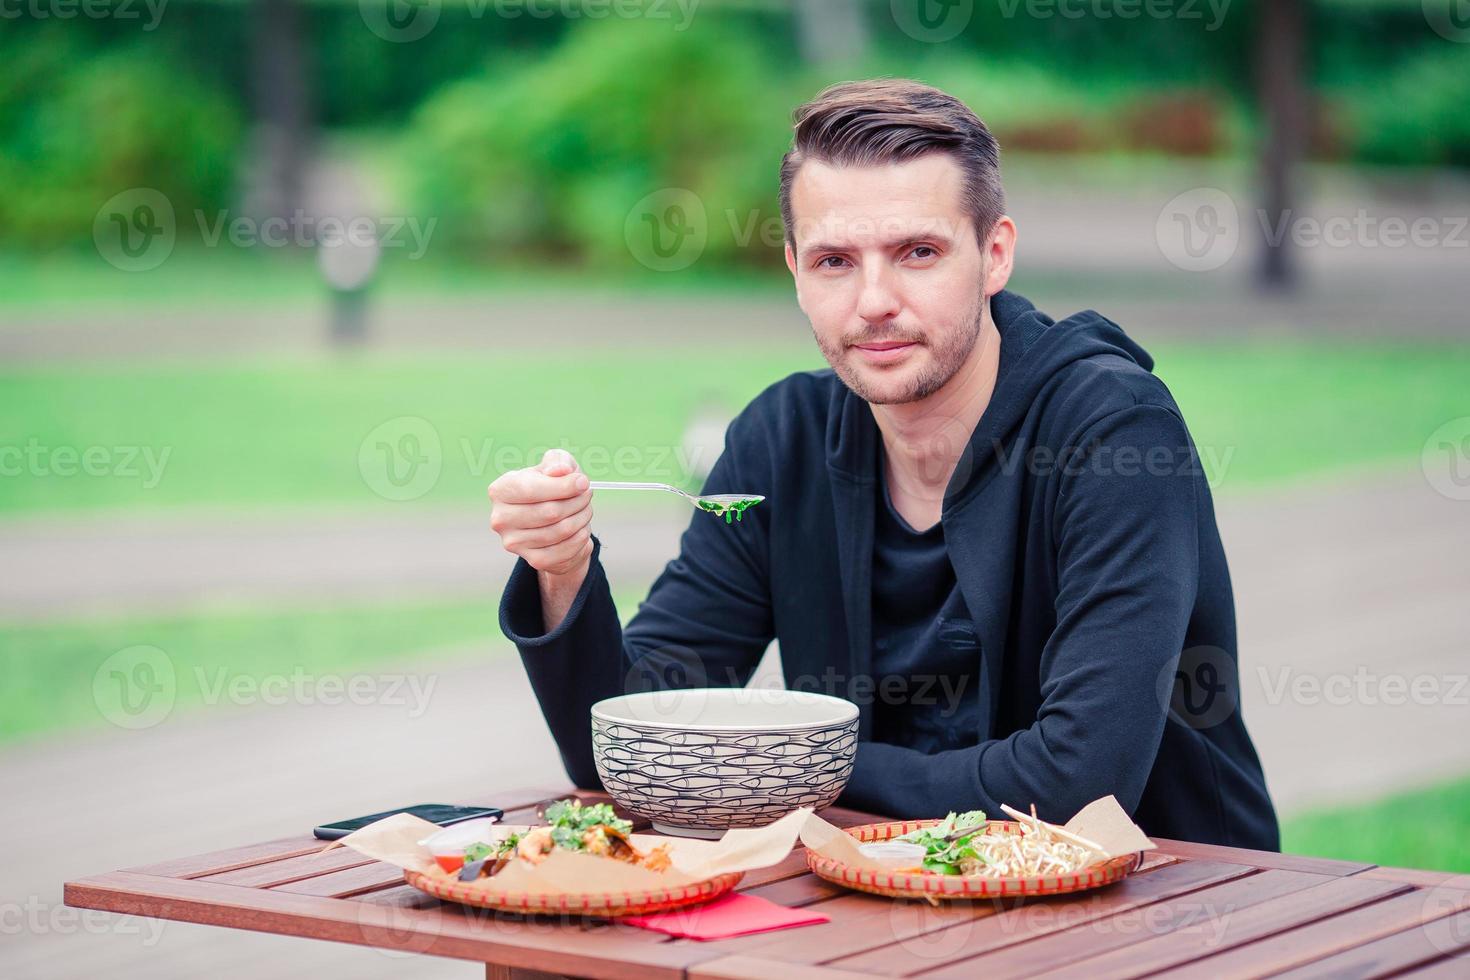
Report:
908,245,938,260
816,255,848,270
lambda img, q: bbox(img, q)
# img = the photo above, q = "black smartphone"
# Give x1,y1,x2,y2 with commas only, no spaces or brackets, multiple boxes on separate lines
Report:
313,804,504,841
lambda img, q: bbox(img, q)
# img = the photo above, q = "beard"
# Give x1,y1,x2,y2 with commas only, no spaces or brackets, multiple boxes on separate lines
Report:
814,294,985,406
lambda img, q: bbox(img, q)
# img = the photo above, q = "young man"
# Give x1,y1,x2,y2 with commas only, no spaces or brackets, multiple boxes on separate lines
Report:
488,80,1279,849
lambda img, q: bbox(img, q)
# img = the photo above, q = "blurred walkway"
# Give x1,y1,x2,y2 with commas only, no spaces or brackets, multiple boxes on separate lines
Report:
1,468,1466,978
4,165,1468,364
0,504,685,622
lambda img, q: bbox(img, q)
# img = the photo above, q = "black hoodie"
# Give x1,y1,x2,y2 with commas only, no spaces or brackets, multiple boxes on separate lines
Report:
501,290,1280,849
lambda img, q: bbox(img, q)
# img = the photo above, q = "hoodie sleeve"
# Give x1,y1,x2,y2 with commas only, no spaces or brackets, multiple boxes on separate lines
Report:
500,412,776,790
840,403,1199,822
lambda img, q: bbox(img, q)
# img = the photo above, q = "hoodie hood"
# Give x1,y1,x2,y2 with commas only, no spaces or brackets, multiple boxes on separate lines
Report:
823,289,1156,501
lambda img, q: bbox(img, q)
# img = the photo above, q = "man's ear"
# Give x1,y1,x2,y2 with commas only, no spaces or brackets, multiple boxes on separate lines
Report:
784,241,798,278
983,216,1017,296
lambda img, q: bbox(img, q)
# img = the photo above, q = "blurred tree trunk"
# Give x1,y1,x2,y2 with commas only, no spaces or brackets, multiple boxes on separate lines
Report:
1257,0,1307,291
249,0,311,223
794,0,869,65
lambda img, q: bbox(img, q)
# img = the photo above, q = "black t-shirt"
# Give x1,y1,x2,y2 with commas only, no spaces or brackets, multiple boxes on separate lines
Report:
870,464,983,754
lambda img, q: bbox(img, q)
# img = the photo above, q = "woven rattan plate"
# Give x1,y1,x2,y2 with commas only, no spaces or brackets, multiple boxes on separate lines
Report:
403,867,744,917
806,818,1141,901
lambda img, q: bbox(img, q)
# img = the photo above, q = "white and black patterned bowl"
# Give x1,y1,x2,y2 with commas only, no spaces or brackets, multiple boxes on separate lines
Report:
591,688,860,838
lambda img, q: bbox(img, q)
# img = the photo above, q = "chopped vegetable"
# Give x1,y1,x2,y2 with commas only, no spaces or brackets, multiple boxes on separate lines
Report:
696,498,762,523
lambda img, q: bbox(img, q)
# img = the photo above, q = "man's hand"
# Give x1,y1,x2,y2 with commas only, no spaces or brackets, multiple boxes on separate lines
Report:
489,450,594,630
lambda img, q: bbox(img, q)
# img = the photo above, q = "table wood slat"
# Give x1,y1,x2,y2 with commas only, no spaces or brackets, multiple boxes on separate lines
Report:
1148,886,1470,979
195,847,378,888
123,835,326,879
1268,909,1470,978
689,956,887,979
350,883,444,909
1399,949,1470,977
1136,852,1180,874
1027,875,1411,979
909,868,1333,979
1149,837,1372,877
741,873,848,909
271,860,406,899
63,870,725,980
815,859,1255,976
1355,867,1470,889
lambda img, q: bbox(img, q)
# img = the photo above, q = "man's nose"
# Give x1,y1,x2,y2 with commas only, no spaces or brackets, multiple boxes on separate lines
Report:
855,266,902,325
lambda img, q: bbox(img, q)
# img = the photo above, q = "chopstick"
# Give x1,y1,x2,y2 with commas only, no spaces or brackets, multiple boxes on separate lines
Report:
999,803,1108,857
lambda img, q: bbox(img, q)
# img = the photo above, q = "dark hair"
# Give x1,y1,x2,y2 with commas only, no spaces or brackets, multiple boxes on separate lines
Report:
778,78,1004,250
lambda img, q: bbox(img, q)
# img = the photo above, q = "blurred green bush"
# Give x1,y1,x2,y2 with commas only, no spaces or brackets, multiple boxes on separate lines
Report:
405,18,791,268
1346,45,1470,168
0,31,241,248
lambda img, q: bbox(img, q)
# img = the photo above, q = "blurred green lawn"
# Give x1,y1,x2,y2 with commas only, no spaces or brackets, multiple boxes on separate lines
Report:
0,249,790,313
1282,777,1470,873
0,598,502,743
2,343,1467,515
0,590,639,745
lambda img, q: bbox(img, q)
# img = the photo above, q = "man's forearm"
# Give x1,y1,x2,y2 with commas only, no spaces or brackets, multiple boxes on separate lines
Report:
538,562,589,633
501,542,626,789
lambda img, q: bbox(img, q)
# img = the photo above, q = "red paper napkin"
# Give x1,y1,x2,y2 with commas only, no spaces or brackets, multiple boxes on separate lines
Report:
623,892,830,940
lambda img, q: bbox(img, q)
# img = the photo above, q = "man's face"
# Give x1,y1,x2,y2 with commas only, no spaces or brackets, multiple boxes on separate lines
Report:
785,154,989,405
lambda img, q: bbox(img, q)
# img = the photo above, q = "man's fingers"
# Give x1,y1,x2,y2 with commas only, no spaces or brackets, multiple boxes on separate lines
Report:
536,449,581,477
490,467,589,504
521,525,593,572
493,493,590,531
503,503,593,550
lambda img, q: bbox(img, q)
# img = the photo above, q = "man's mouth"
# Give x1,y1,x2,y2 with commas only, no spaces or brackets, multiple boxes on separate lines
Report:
852,339,919,364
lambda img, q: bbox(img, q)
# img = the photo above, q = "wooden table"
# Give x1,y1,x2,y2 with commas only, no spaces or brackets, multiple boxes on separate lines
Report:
65,785,1470,979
